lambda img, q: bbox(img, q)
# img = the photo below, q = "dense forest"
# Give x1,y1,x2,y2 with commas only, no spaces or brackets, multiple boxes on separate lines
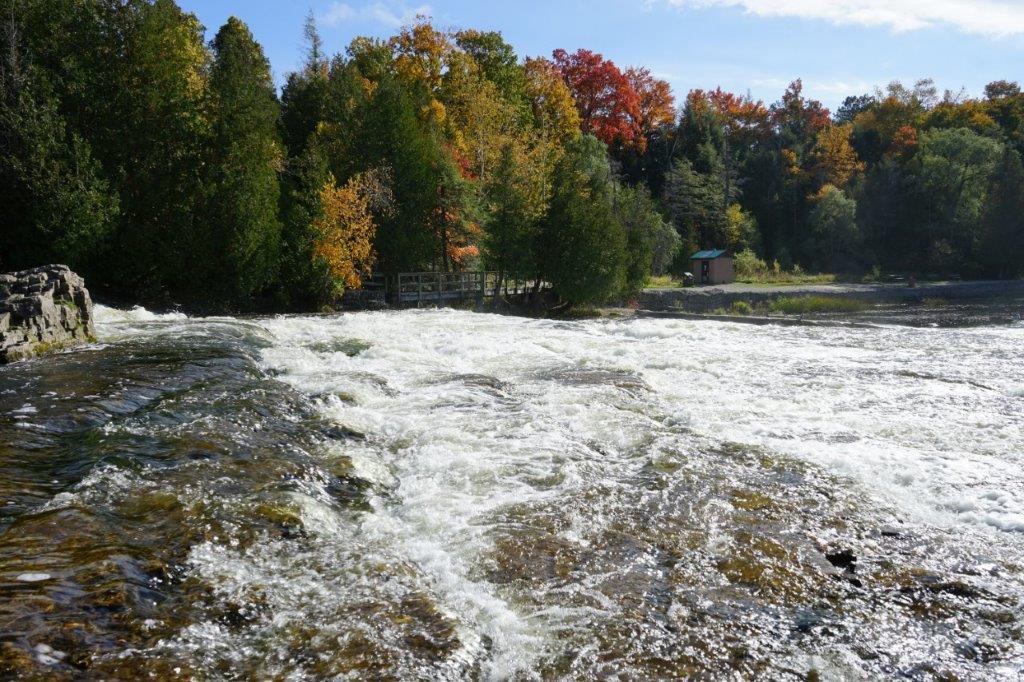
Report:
2,0,1023,310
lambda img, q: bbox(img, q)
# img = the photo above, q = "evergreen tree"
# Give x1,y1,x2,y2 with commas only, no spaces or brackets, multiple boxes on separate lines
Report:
615,184,676,293
108,0,210,297
0,13,116,272
352,75,450,273
538,135,626,306
484,142,546,292
664,157,727,254
278,141,333,307
202,17,282,304
279,12,329,157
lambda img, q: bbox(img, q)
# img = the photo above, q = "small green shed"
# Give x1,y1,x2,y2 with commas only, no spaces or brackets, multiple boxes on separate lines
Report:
691,249,735,285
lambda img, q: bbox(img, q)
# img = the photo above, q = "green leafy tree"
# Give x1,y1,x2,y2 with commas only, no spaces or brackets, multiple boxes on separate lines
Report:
454,29,529,121
807,186,861,272
725,203,760,254
615,184,677,292
202,17,283,304
979,146,1024,278
915,127,1001,270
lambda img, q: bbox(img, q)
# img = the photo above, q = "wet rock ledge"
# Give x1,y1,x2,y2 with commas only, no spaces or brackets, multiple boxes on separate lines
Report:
0,265,95,364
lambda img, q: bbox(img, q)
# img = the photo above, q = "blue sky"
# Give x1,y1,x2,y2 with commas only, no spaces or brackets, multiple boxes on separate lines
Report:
177,0,1024,110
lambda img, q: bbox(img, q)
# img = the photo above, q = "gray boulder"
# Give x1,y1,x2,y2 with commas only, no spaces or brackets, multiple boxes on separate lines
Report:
0,265,96,364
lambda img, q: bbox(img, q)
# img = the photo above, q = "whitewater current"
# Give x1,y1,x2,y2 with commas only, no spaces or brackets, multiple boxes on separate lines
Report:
1,303,1022,679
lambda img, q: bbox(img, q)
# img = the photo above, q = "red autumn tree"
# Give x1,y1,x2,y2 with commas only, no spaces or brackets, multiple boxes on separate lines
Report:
706,87,772,147
625,67,676,135
772,79,831,141
551,48,643,151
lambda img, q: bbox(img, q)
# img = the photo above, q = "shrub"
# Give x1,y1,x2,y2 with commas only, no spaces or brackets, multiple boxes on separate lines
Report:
735,249,768,278
729,300,753,315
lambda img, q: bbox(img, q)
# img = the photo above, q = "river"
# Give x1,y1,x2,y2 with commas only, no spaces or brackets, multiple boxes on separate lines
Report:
1,303,1022,679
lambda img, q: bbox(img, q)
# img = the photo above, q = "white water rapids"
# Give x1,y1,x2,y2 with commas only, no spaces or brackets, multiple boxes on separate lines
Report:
255,309,1024,676
4,305,1020,679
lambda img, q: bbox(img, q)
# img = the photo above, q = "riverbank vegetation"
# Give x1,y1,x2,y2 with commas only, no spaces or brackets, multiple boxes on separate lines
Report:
769,296,868,315
708,296,868,317
2,1,1023,311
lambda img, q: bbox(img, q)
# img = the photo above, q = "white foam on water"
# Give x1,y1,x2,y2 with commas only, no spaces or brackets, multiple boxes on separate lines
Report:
247,309,1024,676
93,304,188,326
33,643,66,666
251,310,1022,671
16,573,51,583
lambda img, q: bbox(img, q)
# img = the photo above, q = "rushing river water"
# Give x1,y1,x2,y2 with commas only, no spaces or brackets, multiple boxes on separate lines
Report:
1,302,1023,679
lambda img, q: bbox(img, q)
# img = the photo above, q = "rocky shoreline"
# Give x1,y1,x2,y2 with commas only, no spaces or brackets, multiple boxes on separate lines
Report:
0,265,96,364
640,279,1024,313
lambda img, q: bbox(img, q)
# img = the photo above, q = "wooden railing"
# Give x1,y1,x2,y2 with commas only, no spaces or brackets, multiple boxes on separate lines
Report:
389,272,539,306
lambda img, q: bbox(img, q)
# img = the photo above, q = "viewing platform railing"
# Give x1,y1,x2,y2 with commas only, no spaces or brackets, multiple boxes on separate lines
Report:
382,272,539,307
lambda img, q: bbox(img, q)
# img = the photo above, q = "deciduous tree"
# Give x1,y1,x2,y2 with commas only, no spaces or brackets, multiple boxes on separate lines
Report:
523,57,580,144
551,48,642,151
810,124,865,189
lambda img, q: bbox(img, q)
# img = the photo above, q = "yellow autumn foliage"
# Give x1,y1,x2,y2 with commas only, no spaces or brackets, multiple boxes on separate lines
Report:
811,124,865,188
312,175,378,290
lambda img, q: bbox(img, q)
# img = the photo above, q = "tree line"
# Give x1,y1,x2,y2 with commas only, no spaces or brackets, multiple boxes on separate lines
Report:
2,1,1022,311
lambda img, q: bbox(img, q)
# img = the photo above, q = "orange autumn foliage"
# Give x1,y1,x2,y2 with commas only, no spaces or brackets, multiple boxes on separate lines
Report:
625,67,676,134
706,87,772,145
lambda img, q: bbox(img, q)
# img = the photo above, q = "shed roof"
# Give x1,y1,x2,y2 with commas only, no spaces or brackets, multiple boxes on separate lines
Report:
691,249,730,260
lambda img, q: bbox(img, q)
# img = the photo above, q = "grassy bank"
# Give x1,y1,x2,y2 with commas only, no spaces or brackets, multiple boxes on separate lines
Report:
769,296,867,314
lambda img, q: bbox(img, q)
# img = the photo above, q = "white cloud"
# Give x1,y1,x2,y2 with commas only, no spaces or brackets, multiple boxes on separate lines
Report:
655,0,1024,37
320,2,432,28
321,3,356,25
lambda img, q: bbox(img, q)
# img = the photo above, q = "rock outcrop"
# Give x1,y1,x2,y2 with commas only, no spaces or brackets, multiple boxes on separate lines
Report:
0,265,96,364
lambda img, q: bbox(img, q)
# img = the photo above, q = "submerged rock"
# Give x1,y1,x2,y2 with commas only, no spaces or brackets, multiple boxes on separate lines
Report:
0,265,95,364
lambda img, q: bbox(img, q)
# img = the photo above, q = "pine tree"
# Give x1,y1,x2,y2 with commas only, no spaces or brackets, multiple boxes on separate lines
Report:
202,17,282,305
664,157,727,254
280,12,329,156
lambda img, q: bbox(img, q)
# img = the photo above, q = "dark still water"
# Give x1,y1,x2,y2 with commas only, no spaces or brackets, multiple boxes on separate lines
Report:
1,303,1022,679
